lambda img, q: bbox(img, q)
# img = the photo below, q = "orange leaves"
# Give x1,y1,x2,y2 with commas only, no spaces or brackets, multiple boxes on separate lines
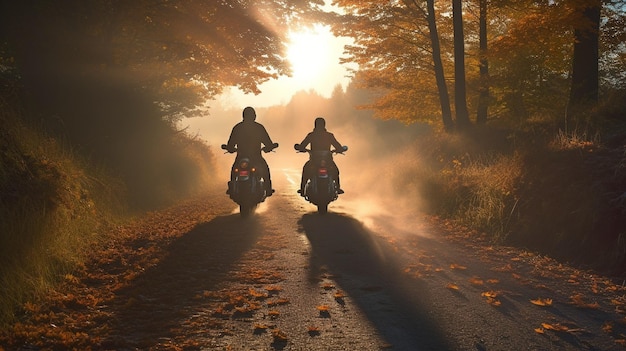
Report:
271,328,288,342
307,326,321,337
334,290,346,300
249,288,268,299
530,298,553,307
321,282,335,290
468,277,484,286
535,322,585,334
449,263,467,270
267,310,280,319
254,323,269,332
264,285,283,295
446,283,460,291
569,294,600,309
481,291,502,306
316,304,330,312
317,304,331,318
267,298,290,307
539,323,570,332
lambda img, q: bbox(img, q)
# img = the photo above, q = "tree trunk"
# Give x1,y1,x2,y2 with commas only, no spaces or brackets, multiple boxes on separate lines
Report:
453,0,471,129
476,0,488,125
426,0,454,131
566,1,601,125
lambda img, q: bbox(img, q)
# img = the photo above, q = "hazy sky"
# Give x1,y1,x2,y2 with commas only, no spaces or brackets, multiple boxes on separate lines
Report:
216,25,355,109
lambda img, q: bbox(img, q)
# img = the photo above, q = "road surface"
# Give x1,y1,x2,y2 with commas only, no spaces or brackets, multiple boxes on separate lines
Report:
2,168,626,350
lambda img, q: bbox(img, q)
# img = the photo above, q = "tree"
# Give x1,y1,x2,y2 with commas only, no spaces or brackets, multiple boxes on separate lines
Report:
425,0,455,131
329,0,456,130
452,0,471,128
566,0,601,125
476,0,488,125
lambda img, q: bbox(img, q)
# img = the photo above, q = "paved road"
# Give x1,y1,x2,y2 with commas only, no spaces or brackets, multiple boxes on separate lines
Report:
3,168,626,350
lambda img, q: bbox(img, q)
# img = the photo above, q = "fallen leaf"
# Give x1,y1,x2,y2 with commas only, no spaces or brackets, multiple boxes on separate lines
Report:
446,283,459,290
530,298,553,307
469,277,484,286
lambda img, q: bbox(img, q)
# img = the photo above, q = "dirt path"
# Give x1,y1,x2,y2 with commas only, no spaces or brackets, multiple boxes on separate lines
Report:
2,169,626,350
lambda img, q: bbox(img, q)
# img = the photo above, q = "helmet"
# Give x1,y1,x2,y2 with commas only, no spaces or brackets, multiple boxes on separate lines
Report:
314,117,326,129
243,106,256,121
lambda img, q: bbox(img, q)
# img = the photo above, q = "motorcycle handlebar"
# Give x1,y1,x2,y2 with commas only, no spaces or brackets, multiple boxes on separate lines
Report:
262,142,279,153
294,144,348,154
221,143,279,153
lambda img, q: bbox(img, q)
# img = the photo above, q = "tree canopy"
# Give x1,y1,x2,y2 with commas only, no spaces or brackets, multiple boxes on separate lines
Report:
325,0,626,128
0,0,323,120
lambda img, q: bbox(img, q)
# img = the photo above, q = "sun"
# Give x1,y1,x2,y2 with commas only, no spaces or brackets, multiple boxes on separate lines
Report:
286,25,335,82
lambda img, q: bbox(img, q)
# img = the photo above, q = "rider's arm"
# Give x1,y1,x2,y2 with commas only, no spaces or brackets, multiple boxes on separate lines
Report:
259,124,274,148
329,132,343,151
297,133,312,150
226,124,239,151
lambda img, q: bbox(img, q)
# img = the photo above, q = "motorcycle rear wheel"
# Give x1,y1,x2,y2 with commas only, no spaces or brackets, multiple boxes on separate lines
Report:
317,203,328,214
240,204,253,217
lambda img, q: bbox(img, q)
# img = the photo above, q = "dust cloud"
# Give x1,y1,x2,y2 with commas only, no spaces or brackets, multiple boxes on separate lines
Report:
183,89,432,234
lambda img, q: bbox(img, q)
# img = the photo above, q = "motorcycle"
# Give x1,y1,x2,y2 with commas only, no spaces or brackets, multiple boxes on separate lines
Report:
221,143,278,216
295,144,348,214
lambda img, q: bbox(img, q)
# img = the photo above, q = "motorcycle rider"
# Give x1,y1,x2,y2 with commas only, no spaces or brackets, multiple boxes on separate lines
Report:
225,106,277,196
295,117,345,196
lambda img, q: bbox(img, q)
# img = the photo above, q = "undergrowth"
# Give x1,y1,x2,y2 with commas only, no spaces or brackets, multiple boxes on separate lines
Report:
0,96,218,325
395,116,626,276
0,103,126,325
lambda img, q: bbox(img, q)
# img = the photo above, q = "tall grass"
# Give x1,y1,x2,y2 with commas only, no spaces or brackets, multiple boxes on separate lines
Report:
392,129,522,242
0,106,126,324
0,91,220,325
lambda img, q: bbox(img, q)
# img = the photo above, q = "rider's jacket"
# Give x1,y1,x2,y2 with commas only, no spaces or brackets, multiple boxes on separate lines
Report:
297,127,343,153
227,120,274,158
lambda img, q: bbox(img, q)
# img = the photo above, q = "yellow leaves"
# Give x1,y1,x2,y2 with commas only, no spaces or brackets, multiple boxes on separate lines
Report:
530,298,553,307
450,263,467,270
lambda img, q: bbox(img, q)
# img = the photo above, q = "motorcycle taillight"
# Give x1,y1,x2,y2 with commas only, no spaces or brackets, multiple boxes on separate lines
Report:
239,170,250,176
318,168,328,176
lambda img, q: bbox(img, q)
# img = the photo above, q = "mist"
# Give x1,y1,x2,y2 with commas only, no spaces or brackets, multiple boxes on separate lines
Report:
182,86,432,228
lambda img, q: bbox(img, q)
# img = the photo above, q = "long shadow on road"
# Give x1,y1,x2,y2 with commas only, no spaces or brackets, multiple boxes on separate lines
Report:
104,214,262,349
299,212,454,351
